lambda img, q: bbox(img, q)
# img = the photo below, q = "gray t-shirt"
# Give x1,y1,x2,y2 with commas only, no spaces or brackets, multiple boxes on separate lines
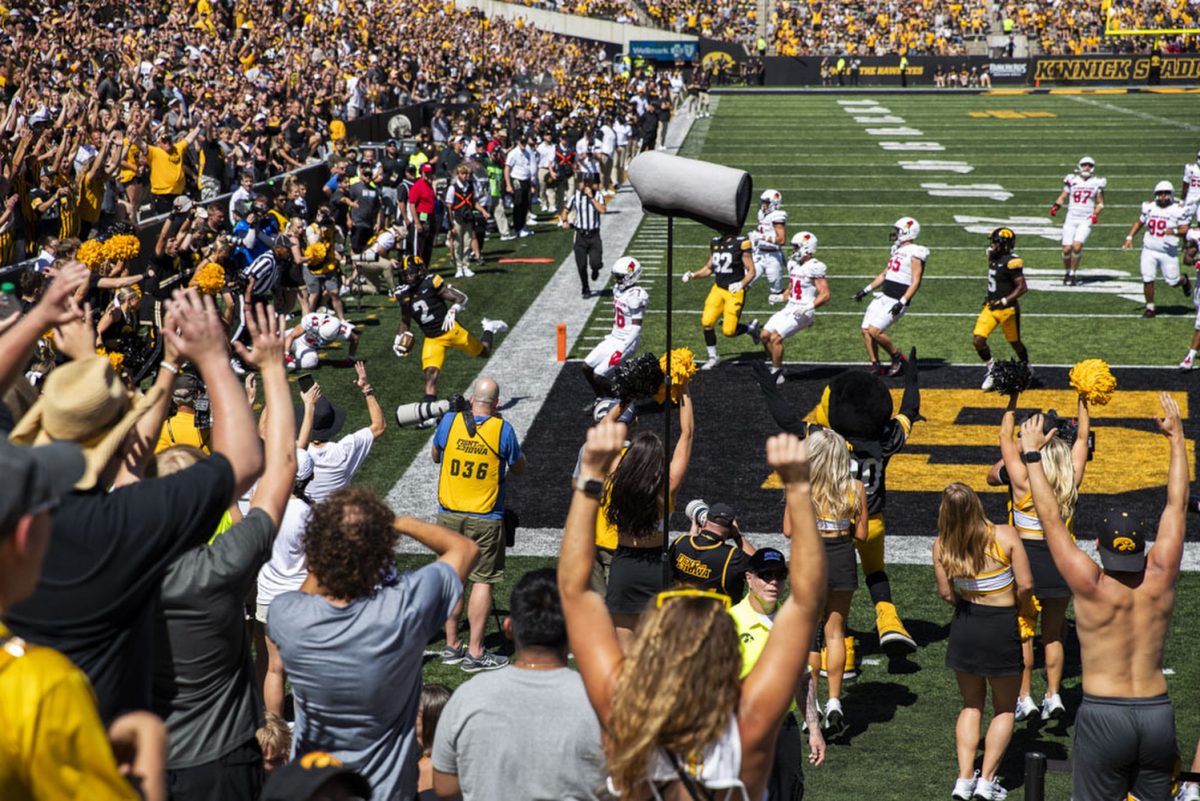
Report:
153,508,276,768
268,560,462,801
431,666,607,800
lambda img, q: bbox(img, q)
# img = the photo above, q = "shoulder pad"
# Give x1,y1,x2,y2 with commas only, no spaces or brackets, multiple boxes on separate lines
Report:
629,287,650,306
909,244,930,261
738,238,751,251
807,259,828,277
1063,175,1074,185
1096,177,1107,189
1006,255,1024,269
429,274,444,290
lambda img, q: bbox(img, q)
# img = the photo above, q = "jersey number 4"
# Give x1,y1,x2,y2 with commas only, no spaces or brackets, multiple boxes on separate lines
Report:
789,277,805,301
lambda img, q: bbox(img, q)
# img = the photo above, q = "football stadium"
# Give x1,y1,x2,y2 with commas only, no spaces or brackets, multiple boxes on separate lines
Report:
2,2,1200,800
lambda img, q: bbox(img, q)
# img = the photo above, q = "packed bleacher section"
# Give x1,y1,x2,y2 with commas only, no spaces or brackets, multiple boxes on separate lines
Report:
517,0,643,23
771,0,989,56
643,0,758,43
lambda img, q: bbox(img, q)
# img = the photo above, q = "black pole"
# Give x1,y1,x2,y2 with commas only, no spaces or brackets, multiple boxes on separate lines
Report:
1024,752,1046,801
663,215,673,548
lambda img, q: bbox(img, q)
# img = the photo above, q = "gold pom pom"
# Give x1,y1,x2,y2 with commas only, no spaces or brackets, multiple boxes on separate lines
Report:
1069,359,1117,406
654,348,697,405
304,241,328,266
107,350,125,373
1018,595,1041,641
101,234,141,263
192,261,226,295
77,239,106,270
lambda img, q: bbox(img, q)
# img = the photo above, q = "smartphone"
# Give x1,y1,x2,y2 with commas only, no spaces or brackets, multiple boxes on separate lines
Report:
297,373,315,393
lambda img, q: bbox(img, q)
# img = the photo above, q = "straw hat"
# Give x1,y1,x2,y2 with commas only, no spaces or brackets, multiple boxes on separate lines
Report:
9,357,164,490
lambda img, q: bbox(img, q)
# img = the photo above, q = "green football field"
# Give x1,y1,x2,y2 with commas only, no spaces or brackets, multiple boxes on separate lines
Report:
299,92,1200,799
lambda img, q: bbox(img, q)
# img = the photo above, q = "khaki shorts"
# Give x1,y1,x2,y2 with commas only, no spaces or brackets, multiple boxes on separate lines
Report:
437,512,504,583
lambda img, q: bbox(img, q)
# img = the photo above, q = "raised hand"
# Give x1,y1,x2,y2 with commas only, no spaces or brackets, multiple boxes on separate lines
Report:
162,288,228,368
1019,414,1055,454
581,417,626,477
33,261,88,328
766,433,810,485
1156,391,1183,439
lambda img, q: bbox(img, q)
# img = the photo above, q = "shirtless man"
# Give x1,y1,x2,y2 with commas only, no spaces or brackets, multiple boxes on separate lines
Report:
1021,394,1185,801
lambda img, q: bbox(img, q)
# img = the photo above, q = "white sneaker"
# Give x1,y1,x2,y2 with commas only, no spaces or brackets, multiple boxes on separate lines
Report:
500,234,517,241
972,776,1007,801
770,367,785,385
981,360,995,391
1176,781,1200,801
481,318,508,335
1041,693,1065,720
1180,354,1196,371
518,228,535,238
1014,695,1038,722
455,265,476,278
543,206,557,215
821,697,845,735
700,356,720,370
952,772,979,801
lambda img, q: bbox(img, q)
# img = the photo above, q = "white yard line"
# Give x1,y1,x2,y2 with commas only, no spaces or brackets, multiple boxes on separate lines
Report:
386,105,707,518
1063,94,1200,132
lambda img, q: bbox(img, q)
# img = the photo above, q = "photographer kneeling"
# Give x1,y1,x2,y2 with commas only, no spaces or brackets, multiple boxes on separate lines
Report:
669,501,756,599
431,377,526,673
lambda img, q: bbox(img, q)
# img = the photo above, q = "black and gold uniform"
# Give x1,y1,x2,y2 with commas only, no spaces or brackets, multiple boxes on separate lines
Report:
975,253,1024,343
700,234,753,336
396,272,483,371
668,529,751,599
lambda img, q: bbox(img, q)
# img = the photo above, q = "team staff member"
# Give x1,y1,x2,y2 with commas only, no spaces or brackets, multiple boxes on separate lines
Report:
504,136,537,238
407,163,438,266
561,173,607,298
730,548,825,801
392,257,507,402
446,164,488,279
668,502,754,599
1022,396,1186,801
432,377,526,673
681,232,759,370
975,227,1029,391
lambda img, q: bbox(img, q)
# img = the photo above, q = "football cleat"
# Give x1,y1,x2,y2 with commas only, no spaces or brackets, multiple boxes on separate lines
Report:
455,265,476,279
1143,307,1157,318
887,352,907,377
952,773,979,801
700,356,721,370
1180,354,1196,371
1181,273,1192,297
818,636,858,681
981,362,995,391
1014,695,1039,722
1040,693,1065,720
481,318,508,335
746,319,762,344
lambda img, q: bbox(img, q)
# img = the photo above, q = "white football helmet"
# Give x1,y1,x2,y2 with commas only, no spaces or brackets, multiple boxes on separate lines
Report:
890,216,920,244
611,256,642,287
317,315,342,342
1154,180,1174,207
791,231,818,258
1077,156,1096,177
760,189,782,212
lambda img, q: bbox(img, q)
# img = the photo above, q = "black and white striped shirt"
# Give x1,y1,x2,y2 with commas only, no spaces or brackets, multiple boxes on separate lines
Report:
568,190,603,232
243,252,280,296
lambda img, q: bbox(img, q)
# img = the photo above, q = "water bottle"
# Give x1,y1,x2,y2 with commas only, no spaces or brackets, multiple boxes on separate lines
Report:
0,281,20,321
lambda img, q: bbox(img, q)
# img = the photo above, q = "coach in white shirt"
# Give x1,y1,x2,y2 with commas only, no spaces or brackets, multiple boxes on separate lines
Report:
505,135,539,237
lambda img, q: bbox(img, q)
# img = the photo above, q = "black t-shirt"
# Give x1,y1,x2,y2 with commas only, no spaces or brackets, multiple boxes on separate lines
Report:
379,155,405,188
347,178,380,227
200,140,226,179
669,532,751,600
6,454,236,723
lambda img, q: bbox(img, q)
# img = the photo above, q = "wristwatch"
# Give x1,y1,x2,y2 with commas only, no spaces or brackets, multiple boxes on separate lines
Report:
574,475,605,500
1021,451,1042,464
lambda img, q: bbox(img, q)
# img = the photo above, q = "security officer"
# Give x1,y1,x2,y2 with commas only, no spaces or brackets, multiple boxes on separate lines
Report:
668,502,753,599
432,376,527,672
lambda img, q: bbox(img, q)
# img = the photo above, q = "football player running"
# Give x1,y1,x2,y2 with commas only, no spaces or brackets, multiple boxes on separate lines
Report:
975,227,1030,390
583,257,649,398
853,216,926,376
1181,149,1200,216
751,189,788,303
754,231,830,384
392,255,508,401
284,309,359,370
682,230,759,370
1177,218,1200,370
1122,180,1191,318
1050,156,1105,286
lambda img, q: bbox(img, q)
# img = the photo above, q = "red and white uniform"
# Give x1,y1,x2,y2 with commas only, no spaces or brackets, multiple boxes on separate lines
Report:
1138,200,1188,285
1183,162,1200,213
292,313,354,369
1060,173,1106,246
584,284,648,377
752,208,788,294
765,257,826,338
862,242,928,332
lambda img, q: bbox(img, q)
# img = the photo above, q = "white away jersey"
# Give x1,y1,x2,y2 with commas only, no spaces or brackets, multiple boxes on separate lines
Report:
1139,201,1189,254
1063,174,1106,219
301,313,354,347
1184,163,1200,205
784,257,827,307
609,284,648,340
884,242,929,287
755,209,788,251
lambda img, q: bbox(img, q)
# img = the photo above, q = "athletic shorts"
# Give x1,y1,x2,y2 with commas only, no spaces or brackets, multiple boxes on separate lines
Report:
437,512,505,583
1061,217,1093,247
973,305,1021,343
1140,250,1181,285
861,294,906,332
701,285,745,337
1072,694,1178,801
765,306,815,339
752,249,785,289
422,323,483,371
584,334,640,378
305,267,341,295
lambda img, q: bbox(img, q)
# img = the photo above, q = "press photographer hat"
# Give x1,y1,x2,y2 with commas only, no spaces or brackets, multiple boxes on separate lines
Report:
1098,511,1145,572
705,502,737,528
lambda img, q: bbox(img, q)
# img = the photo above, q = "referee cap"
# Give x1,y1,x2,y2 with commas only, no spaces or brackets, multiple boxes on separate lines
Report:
1098,511,1145,572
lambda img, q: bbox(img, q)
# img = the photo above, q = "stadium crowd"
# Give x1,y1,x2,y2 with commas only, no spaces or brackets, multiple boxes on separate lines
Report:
771,0,989,57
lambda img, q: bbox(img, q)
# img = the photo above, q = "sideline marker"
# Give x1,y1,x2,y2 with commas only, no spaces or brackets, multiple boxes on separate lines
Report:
557,324,567,362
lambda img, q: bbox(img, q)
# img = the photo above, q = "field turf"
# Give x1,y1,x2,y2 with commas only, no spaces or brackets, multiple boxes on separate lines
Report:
313,92,1200,800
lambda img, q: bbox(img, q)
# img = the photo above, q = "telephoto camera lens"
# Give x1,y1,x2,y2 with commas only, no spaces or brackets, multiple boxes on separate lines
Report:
685,499,709,527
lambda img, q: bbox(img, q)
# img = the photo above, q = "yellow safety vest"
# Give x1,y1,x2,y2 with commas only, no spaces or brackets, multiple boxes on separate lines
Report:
438,415,503,515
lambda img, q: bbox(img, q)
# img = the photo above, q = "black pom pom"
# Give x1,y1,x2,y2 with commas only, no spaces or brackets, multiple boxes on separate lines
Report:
991,360,1031,396
612,353,665,403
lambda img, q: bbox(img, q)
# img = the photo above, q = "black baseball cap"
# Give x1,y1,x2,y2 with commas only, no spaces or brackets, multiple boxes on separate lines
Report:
706,502,736,527
1098,511,1145,572
0,441,85,537
260,752,372,801
748,548,786,574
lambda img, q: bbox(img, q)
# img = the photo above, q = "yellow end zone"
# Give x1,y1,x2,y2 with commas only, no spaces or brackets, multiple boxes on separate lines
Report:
762,389,1193,495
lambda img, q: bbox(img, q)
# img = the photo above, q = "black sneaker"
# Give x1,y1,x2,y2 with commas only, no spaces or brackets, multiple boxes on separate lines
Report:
746,319,762,345
887,353,907,376
1143,307,1156,318
1183,274,1193,297
461,650,509,673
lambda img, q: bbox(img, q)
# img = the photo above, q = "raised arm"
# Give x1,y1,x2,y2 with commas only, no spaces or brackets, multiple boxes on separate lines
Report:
352,361,386,439
234,304,296,526
667,386,694,494
998,393,1028,494
163,289,263,496
396,515,480,585
1020,414,1101,596
1147,392,1187,578
0,263,87,395
558,417,627,725
740,434,825,754
1071,395,1090,487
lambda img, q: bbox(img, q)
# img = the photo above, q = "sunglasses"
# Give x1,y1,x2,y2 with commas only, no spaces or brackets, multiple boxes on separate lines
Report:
754,570,787,583
656,588,731,610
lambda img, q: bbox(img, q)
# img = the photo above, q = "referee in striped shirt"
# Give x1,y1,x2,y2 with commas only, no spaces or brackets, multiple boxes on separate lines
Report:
560,172,607,298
